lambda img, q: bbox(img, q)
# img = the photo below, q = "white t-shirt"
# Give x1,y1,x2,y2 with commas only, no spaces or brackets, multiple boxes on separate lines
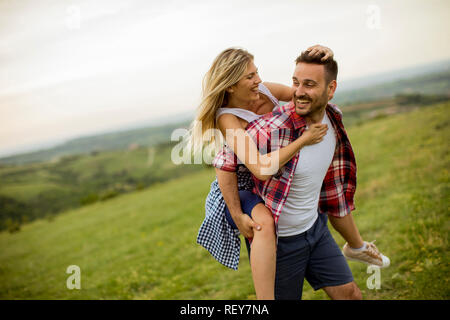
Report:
277,113,336,237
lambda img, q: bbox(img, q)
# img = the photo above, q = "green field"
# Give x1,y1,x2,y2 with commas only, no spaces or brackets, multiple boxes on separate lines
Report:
0,102,448,299
0,143,204,231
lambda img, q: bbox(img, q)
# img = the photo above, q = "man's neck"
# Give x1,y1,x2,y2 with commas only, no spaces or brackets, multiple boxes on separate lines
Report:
305,105,327,125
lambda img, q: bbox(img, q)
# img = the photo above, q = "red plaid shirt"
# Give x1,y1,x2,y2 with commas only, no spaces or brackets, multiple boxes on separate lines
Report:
212,101,357,223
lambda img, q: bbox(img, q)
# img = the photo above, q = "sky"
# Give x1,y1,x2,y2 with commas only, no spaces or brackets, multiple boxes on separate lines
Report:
0,0,449,157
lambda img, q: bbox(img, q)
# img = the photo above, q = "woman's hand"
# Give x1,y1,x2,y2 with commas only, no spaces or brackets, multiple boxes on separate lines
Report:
301,123,328,145
305,44,334,61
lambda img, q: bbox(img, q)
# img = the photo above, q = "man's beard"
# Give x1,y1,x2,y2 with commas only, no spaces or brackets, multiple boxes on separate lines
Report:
293,92,328,116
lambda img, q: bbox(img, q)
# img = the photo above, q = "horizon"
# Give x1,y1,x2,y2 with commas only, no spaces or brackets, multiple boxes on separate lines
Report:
0,57,448,159
1,0,449,158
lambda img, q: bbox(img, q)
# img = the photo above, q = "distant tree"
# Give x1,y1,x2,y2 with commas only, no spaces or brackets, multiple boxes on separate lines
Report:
80,193,99,206
5,218,21,233
395,93,423,105
395,93,449,105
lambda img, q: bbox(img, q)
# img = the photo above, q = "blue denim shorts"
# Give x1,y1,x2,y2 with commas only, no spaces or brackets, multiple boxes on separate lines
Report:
275,213,354,300
224,190,264,229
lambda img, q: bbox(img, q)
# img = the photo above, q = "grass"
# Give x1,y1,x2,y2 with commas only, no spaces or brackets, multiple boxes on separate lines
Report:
0,102,448,299
0,142,204,231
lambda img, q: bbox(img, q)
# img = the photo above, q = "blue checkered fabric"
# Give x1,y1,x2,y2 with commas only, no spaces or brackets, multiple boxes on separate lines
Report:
196,166,254,270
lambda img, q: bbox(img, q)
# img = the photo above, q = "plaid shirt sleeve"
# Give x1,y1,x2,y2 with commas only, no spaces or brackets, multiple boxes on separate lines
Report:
212,145,238,172
319,105,357,217
244,110,296,223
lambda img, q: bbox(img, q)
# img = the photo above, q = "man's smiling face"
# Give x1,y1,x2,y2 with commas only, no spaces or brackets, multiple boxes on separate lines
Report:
291,62,336,118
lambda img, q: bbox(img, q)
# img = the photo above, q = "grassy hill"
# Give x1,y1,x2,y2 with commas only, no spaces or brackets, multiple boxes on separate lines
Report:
334,69,450,105
0,121,190,165
0,142,204,231
0,96,444,232
0,102,448,299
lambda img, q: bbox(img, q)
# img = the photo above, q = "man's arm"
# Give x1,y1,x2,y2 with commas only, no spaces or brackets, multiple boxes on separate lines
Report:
216,168,261,238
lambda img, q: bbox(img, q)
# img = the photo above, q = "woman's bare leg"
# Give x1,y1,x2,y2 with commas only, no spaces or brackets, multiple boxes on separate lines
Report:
249,203,276,300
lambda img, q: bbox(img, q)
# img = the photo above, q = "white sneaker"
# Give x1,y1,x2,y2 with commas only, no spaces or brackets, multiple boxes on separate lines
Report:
343,240,390,268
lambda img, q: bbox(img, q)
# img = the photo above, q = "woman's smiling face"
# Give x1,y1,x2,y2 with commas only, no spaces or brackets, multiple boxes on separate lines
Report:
229,60,262,103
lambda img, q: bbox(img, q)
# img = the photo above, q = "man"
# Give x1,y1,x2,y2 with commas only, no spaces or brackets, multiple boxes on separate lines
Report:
215,51,370,299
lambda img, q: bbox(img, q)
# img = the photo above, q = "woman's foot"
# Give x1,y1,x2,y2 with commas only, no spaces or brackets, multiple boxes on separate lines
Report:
342,241,390,268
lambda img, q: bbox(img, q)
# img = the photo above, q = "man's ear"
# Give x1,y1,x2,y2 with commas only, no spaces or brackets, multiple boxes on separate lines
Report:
327,80,337,100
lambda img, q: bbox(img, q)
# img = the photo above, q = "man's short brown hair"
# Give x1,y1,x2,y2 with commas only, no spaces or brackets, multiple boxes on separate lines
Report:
295,51,338,84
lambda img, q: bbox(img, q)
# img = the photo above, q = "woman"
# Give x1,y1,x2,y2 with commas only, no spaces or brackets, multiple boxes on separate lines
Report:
194,46,389,300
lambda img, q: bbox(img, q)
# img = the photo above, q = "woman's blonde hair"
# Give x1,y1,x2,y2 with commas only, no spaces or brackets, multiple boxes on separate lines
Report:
188,47,254,155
